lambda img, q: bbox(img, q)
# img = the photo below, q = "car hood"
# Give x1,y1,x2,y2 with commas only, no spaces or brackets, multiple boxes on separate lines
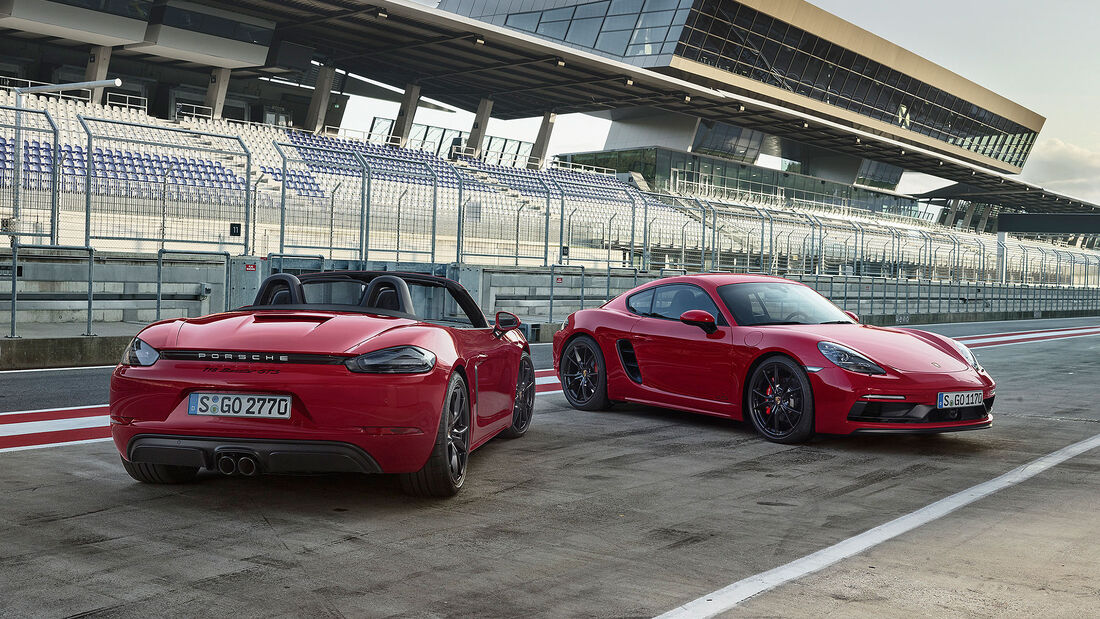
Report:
171,311,417,354
779,324,970,373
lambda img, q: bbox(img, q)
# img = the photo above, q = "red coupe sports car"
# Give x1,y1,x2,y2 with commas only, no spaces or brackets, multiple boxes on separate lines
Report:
553,274,994,443
111,271,535,497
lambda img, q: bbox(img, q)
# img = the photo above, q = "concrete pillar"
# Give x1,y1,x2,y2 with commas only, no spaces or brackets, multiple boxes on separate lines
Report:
467,98,494,157
960,201,977,229
528,111,556,169
304,65,336,132
943,199,960,227
84,45,112,104
203,67,231,118
976,205,992,233
389,83,421,147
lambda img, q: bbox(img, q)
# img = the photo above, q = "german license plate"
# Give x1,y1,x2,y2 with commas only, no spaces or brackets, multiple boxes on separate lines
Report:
187,393,291,418
937,390,983,409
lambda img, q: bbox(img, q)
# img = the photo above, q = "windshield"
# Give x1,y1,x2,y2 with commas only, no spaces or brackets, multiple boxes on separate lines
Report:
716,282,852,326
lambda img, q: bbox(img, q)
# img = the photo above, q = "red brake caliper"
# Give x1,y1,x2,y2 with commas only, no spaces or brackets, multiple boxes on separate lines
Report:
764,385,773,416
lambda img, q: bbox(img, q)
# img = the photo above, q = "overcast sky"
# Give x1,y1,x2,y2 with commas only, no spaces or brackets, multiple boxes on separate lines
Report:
346,0,1100,202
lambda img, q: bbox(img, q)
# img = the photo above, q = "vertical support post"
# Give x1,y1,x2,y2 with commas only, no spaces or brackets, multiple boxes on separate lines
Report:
273,141,288,254
204,68,232,119
84,46,113,104
7,240,17,339
389,83,421,147
467,98,494,157
528,111,556,170
304,65,335,132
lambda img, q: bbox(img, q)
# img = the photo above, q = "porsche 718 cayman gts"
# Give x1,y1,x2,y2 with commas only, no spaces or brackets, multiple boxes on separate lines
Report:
111,271,535,497
553,274,994,443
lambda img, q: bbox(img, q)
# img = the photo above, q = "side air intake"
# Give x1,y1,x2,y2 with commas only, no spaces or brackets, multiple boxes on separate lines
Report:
616,340,643,384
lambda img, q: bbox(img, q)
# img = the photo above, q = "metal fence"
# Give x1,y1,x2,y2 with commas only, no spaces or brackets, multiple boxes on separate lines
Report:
78,116,251,253
1,106,59,243
2,106,1099,291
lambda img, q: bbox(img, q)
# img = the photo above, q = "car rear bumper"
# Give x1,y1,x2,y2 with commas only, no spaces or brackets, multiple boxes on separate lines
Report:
125,434,383,474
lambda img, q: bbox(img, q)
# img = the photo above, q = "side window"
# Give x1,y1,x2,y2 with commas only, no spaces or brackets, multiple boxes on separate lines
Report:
626,288,654,316
649,284,723,321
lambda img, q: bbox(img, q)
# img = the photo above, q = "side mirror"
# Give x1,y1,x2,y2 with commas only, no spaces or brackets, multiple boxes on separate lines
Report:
844,310,859,323
679,309,718,334
495,311,520,333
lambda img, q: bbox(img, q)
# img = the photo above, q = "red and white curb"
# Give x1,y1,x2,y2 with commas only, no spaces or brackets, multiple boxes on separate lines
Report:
955,325,1100,349
3,324,1097,453
0,405,112,453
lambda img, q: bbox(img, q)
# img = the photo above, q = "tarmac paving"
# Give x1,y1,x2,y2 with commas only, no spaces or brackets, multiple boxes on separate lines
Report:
1,318,1098,617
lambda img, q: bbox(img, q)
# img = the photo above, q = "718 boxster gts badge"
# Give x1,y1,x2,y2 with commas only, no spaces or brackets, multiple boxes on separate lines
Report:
111,271,537,497
554,274,994,444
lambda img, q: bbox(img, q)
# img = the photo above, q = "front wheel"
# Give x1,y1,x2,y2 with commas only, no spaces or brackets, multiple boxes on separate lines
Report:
560,336,610,411
499,353,535,439
401,372,470,497
746,356,815,444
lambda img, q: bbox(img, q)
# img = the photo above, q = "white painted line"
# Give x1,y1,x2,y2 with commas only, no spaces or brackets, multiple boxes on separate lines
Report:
535,376,559,385
0,404,108,417
0,365,115,375
656,431,1100,619
972,332,1100,350
958,327,1100,345
0,416,110,437
0,437,113,454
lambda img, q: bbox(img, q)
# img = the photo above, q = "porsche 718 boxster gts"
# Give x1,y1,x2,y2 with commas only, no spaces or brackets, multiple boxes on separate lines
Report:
111,271,535,497
553,274,994,443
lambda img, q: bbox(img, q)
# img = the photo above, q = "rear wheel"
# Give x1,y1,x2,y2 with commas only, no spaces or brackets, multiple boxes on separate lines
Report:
746,356,815,444
560,336,610,411
121,458,199,484
401,372,470,497
500,353,535,439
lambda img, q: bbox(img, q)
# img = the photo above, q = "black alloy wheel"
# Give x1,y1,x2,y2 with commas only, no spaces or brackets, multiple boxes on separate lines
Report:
560,336,610,411
747,356,815,444
401,373,471,497
501,353,535,439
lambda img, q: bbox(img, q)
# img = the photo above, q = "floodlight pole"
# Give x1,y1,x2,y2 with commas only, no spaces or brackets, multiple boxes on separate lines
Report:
12,78,121,224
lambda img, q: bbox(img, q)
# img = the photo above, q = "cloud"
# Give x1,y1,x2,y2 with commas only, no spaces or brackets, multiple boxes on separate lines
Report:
1019,138,1100,204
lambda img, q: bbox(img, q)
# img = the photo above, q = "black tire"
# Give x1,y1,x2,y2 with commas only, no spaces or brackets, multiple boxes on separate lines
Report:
745,356,815,444
400,372,470,498
121,457,199,484
499,353,535,439
559,335,610,411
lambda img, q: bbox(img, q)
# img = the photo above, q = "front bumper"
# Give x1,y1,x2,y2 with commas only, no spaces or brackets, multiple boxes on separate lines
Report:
126,434,382,474
807,366,995,435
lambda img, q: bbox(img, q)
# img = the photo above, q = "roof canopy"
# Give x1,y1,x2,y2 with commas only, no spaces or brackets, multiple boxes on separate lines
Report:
185,0,1096,215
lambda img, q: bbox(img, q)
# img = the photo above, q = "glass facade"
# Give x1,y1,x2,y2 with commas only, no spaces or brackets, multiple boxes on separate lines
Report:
690,120,764,162
676,0,1037,167
855,160,904,191
367,118,533,163
502,0,695,60
562,147,921,217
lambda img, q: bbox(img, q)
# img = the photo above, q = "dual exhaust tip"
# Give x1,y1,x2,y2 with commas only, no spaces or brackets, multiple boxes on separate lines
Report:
217,454,258,476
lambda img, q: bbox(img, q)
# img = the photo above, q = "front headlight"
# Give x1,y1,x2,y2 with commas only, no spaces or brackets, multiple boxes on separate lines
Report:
121,337,160,366
345,346,436,374
818,341,886,375
946,338,983,371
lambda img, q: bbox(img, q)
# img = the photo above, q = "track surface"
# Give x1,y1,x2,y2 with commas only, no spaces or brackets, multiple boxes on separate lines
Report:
1,317,1099,616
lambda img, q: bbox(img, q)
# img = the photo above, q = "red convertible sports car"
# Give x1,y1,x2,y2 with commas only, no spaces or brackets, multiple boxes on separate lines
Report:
111,271,535,497
553,274,994,443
